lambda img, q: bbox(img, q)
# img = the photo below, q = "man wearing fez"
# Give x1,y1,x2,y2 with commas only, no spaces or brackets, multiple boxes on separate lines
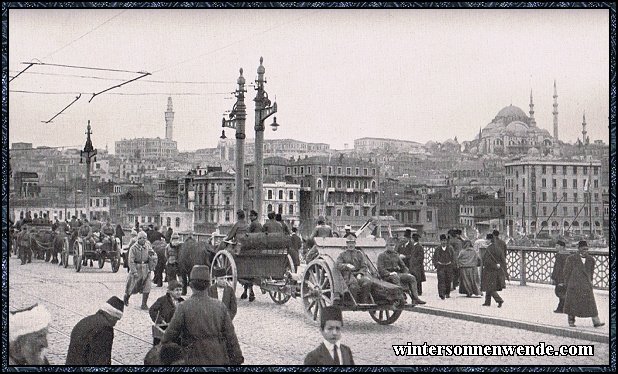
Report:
66,296,124,365
550,239,570,313
304,306,355,365
432,234,454,300
162,265,244,365
562,241,605,328
9,304,52,365
397,230,426,296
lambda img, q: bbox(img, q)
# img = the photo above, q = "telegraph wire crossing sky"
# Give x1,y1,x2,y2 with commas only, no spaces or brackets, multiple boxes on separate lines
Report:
7,8,610,152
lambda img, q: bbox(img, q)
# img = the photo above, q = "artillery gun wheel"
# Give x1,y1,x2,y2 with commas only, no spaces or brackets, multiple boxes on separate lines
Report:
210,250,237,292
301,261,335,323
267,254,295,305
73,240,83,272
369,309,402,325
98,253,105,269
62,238,70,268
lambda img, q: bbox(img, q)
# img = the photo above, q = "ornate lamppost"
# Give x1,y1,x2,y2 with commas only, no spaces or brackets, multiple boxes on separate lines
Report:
221,68,247,214
253,57,279,219
80,121,97,219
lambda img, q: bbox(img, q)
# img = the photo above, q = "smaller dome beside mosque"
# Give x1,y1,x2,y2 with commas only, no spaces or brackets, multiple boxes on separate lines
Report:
506,121,529,136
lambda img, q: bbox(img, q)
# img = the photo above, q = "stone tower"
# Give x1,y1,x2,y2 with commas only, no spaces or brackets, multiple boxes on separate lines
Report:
529,89,536,127
165,97,174,141
552,80,559,141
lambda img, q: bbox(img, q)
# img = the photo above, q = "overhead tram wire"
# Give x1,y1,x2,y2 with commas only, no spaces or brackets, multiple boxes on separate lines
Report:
10,70,232,85
42,9,128,61
151,10,319,75
22,61,147,75
11,89,230,96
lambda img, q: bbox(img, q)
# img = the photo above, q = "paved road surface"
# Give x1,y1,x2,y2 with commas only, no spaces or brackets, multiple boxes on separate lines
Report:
8,257,610,366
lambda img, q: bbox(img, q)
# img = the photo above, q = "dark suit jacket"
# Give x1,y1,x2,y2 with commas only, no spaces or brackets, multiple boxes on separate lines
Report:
208,284,237,320
149,294,184,324
304,342,354,365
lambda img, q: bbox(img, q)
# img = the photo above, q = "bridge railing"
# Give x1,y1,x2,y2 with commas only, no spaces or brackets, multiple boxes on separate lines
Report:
421,243,609,290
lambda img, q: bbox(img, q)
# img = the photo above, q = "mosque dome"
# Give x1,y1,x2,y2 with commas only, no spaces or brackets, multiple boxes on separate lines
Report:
506,121,529,136
496,105,528,121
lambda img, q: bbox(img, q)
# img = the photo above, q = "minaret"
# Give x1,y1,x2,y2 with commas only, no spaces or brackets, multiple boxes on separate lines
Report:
529,89,536,126
165,97,174,140
552,80,559,141
582,112,588,145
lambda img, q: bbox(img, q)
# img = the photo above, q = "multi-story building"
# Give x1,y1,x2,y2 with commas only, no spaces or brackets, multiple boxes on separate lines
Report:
505,159,604,238
219,138,331,163
285,155,380,234
88,194,111,220
13,172,40,198
179,167,250,233
263,181,301,227
127,203,193,233
459,191,505,233
354,137,425,154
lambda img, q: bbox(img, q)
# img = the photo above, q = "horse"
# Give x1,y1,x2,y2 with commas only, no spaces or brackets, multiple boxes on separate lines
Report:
177,236,213,295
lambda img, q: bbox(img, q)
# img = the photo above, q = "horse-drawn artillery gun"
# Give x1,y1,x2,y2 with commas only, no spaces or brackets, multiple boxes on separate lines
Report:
210,229,415,325
62,232,122,273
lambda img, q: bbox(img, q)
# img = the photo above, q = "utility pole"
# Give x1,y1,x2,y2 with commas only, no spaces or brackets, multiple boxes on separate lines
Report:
221,68,247,215
253,57,278,220
80,121,97,220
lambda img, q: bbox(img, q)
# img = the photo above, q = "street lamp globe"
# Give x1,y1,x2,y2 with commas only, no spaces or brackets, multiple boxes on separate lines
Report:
270,117,279,131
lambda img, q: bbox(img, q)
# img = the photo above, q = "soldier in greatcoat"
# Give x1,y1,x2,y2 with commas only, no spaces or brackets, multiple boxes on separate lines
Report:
377,239,425,305
562,241,605,328
336,238,373,304
124,231,158,309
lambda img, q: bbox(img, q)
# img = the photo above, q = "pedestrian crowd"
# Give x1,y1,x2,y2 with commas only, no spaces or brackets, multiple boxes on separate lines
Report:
9,212,605,366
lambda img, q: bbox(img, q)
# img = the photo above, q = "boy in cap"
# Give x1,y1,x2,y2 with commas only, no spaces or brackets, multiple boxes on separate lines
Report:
149,280,185,345
562,241,605,328
9,304,51,365
209,267,238,319
304,306,354,365
66,296,124,365
162,265,244,365
550,239,569,313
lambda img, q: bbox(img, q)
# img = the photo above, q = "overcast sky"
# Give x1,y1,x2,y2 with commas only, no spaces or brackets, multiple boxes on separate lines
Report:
8,8,610,152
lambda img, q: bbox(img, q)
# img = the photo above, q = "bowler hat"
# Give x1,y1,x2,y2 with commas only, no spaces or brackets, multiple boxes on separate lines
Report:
439,234,447,240
190,265,210,281
578,240,588,248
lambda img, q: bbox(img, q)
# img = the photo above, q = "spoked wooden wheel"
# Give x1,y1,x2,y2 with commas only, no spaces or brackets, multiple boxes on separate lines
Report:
210,250,237,292
267,254,296,305
73,240,83,272
369,308,403,325
98,253,106,269
62,237,70,268
301,261,335,323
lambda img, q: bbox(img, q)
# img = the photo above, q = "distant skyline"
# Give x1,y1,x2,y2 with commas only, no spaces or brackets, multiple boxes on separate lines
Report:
8,8,610,152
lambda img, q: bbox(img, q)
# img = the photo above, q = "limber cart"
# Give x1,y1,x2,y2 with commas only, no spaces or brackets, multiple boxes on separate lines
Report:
210,233,415,325
65,234,122,273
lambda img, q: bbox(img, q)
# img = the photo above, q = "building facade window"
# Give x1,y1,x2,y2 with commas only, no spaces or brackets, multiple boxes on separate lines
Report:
175,217,180,227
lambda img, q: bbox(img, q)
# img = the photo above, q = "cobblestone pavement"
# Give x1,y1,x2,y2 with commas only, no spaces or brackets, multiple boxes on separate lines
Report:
8,257,610,366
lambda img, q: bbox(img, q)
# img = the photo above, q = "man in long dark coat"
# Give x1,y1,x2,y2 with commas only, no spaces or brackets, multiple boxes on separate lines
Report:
480,234,506,307
432,234,454,299
162,265,244,365
397,230,425,295
550,239,570,313
66,296,124,365
562,241,605,328
448,229,463,291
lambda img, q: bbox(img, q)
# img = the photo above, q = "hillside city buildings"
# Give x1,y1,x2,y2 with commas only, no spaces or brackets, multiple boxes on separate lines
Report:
10,86,611,242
